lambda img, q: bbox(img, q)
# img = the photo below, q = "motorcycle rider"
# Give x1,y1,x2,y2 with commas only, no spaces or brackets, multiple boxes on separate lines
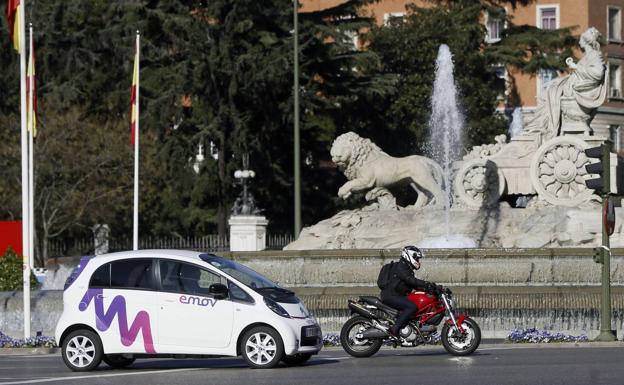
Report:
381,245,439,338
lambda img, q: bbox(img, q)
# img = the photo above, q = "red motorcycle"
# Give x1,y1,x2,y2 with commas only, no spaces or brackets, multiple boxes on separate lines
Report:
340,287,480,357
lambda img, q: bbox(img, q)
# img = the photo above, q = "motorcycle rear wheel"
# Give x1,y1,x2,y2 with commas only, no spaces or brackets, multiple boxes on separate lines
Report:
340,316,383,358
441,317,481,356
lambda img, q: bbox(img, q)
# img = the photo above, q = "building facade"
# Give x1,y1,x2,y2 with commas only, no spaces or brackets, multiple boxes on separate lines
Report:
301,0,624,150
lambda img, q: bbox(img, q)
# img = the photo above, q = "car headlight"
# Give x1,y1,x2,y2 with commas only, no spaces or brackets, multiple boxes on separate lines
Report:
264,297,290,318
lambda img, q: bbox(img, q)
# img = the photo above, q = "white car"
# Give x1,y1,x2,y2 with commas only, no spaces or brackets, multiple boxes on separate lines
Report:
55,250,322,371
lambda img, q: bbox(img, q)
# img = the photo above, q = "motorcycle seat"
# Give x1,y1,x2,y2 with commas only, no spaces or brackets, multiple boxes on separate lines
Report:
359,296,399,316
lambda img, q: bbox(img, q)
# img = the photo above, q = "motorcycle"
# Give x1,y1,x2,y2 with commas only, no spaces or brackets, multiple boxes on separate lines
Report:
340,287,480,357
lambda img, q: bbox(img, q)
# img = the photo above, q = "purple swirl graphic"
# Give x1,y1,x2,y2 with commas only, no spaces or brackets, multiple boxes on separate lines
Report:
79,288,156,353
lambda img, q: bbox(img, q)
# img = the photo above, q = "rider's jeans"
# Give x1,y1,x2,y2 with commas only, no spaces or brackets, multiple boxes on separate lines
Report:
381,295,418,330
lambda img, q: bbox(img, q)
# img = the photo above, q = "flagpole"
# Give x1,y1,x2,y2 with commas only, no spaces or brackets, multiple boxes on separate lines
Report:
133,31,140,251
28,24,34,272
19,2,31,340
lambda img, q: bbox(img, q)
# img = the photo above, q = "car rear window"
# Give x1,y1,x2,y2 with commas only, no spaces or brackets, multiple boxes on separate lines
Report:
89,258,153,290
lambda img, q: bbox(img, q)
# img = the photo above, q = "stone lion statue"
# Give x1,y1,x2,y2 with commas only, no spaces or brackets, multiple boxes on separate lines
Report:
330,132,445,208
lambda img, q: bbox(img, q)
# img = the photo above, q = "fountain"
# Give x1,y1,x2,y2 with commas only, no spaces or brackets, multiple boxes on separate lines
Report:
421,44,475,248
287,27,624,250
427,44,464,226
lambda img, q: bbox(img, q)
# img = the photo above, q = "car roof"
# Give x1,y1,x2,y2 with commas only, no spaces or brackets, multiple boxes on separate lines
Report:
92,249,210,261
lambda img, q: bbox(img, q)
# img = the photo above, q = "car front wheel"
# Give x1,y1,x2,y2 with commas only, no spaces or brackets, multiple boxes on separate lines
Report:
61,329,103,372
240,326,284,369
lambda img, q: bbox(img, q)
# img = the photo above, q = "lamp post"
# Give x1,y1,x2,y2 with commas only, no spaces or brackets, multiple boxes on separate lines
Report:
234,168,256,213
233,154,256,215
293,0,302,237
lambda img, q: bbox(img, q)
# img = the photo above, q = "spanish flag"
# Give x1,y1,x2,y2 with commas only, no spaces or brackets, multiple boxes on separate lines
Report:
27,31,37,137
130,39,139,146
6,0,21,53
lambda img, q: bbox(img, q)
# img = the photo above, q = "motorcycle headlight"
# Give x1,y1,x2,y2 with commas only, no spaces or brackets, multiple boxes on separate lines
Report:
264,297,291,318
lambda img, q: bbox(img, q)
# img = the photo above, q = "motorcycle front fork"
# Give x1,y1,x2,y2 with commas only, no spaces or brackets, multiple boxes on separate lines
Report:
441,294,461,334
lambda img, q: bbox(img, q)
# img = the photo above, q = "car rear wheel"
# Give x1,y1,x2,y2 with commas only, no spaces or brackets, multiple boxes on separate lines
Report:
240,326,284,369
61,329,103,372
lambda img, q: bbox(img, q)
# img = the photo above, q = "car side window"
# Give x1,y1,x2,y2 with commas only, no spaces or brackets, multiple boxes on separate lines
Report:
228,281,254,303
159,260,221,297
89,263,111,288
110,259,153,290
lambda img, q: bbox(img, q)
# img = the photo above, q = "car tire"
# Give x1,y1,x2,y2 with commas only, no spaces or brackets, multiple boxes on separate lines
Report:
61,329,104,372
103,354,136,368
240,326,284,369
281,353,312,366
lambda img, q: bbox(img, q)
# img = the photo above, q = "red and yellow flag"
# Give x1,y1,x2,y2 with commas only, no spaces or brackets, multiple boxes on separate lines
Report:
130,43,139,146
27,33,37,137
6,0,21,53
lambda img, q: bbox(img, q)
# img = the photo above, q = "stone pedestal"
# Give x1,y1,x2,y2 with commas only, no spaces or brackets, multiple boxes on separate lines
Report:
229,215,269,251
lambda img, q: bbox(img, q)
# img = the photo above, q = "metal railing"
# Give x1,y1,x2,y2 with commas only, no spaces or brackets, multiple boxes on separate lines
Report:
47,234,294,258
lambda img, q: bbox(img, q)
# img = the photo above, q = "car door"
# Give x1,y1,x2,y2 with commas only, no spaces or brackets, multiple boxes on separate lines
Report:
156,259,234,351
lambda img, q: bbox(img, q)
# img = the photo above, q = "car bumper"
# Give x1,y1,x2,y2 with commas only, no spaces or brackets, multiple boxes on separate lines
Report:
282,319,323,355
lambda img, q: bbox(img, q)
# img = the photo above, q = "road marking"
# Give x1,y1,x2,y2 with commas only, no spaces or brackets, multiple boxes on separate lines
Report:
0,368,202,385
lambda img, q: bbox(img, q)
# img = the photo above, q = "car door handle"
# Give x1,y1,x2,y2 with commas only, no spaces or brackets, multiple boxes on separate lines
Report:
96,294,106,299
165,299,177,303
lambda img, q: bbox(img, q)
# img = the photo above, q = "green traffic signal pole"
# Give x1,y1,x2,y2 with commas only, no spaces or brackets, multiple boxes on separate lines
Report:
293,0,301,237
595,140,616,341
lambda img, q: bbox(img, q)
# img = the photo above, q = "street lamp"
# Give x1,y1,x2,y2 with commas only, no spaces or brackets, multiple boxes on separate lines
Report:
232,154,258,215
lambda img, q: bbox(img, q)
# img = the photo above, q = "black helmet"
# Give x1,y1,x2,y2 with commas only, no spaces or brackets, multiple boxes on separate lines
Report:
401,245,424,270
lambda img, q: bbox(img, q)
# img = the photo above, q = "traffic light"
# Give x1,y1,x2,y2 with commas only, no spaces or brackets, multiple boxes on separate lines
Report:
584,143,611,194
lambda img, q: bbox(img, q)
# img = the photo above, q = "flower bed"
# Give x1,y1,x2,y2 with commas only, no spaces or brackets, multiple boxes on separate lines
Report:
506,328,589,343
0,331,56,348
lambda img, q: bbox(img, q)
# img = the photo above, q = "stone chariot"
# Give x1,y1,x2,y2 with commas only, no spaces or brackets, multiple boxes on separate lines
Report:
454,27,616,208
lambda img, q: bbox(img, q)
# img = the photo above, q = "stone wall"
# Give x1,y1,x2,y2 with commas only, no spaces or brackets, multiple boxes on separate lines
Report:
221,248,624,287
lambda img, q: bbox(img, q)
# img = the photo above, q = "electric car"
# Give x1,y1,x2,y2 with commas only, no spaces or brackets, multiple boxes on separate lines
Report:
55,250,322,371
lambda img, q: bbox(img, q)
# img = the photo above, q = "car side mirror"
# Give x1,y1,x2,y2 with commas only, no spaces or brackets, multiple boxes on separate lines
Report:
209,283,229,300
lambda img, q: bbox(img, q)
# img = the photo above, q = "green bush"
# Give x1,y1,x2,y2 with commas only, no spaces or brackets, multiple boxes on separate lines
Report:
0,248,38,291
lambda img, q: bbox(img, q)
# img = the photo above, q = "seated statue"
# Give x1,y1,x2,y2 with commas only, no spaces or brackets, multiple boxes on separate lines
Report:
330,132,445,208
525,27,607,141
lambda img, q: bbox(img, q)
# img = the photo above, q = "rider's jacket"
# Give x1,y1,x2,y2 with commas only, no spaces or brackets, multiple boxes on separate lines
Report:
381,259,429,298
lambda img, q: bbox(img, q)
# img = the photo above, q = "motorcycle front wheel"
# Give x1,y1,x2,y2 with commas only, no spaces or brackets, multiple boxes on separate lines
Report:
340,316,383,358
441,317,481,356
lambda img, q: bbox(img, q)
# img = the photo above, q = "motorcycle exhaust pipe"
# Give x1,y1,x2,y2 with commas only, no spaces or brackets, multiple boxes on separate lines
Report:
348,300,377,319
359,328,388,339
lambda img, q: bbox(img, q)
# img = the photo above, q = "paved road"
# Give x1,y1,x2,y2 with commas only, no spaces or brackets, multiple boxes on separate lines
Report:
1,344,624,385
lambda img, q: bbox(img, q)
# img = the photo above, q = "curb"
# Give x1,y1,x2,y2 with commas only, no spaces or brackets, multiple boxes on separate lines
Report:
0,347,60,356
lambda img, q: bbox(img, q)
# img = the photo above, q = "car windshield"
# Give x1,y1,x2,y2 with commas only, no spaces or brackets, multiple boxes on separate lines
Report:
200,254,276,290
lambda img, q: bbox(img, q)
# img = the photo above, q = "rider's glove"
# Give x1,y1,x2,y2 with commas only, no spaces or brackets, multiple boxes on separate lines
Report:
425,282,436,293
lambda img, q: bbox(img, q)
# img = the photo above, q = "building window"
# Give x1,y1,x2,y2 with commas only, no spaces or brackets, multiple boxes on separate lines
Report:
538,69,558,97
537,6,558,30
609,61,622,99
343,30,359,51
608,7,622,41
383,12,405,27
486,16,504,43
